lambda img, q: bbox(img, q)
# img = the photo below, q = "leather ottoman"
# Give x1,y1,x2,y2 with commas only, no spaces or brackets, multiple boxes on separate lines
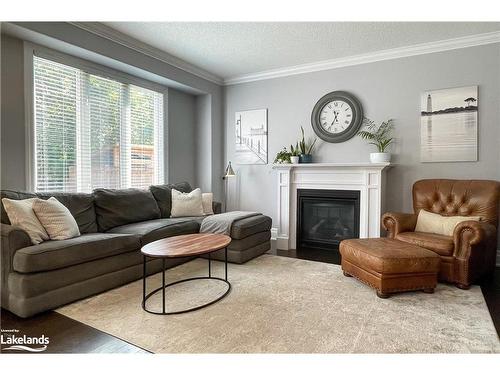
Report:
339,238,441,298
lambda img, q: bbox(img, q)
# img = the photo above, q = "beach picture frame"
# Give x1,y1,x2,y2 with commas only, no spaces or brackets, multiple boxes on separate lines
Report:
420,86,478,162
234,109,268,165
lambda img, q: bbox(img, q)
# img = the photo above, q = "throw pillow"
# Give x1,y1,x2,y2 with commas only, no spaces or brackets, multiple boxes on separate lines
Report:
171,188,204,217
32,197,80,240
1,198,49,244
202,193,214,215
415,209,481,237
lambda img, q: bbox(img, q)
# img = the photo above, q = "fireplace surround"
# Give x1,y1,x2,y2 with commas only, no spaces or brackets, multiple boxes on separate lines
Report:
273,163,391,250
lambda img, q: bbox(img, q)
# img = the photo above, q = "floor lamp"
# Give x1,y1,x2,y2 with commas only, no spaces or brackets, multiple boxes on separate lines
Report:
222,161,236,212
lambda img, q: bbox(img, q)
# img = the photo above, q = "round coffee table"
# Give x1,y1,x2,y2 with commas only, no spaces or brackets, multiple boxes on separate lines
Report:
141,233,232,315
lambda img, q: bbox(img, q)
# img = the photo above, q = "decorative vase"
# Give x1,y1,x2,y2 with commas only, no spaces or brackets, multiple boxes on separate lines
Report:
290,156,300,164
300,154,313,163
370,152,391,163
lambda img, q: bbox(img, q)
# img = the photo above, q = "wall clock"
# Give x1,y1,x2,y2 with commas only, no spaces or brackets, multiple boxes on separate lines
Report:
311,91,363,143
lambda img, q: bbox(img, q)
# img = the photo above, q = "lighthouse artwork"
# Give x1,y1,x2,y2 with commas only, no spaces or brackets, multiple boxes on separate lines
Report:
420,86,478,162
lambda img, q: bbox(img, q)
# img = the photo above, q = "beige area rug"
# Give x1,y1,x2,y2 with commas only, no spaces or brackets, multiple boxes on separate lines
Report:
57,255,500,353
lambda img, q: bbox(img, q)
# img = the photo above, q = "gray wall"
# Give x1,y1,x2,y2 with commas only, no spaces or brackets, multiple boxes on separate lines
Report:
167,88,197,185
1,35,26,190
195,94,213,192
224,43,500,225
1,25,224,199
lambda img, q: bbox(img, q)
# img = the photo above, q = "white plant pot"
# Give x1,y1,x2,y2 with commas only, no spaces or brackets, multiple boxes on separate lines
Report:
370,152,391,163
290,156,300,164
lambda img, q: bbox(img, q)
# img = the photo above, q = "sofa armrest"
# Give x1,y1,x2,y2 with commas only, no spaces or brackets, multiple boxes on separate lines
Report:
453,220,497,259
381,212,417,238
1,224,31,277
212,201,222,214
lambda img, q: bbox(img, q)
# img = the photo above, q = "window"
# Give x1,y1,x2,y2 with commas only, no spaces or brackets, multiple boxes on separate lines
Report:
33,55,164,192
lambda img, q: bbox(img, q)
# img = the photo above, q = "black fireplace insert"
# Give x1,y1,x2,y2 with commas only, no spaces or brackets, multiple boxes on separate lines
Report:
296,189,360,251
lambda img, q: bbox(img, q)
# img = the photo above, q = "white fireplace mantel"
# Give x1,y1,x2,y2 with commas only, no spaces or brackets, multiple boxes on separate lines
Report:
272,162,391,250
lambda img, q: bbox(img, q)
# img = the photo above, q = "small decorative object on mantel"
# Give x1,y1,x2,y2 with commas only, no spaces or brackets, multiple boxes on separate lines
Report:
273,147,291,164
289,143,300,164
420,86,478,162
298,126,317,163
358,118,395,163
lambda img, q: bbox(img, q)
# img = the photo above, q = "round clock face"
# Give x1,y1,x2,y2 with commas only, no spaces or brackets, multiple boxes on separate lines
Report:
319,100,354,134
311,91,363,143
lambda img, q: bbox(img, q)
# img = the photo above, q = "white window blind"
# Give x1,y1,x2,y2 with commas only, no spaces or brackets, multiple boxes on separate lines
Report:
33,55,164,192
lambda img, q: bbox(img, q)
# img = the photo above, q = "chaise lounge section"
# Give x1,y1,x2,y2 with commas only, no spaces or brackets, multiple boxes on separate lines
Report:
1,182,272,317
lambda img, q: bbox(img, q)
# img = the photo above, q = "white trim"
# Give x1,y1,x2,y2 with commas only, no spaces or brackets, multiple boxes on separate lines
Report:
24,43,35,191
270,227,278,240
497,249,500,268
224,31,500,85
70,22,224,86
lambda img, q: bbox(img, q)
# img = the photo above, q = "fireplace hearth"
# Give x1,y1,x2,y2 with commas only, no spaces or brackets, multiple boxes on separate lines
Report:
297,189,360,250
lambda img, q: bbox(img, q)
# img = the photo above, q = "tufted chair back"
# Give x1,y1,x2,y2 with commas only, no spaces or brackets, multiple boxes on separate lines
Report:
413,179,500,227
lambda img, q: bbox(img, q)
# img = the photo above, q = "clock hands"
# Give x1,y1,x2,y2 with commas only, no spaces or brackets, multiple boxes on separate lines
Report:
331,111,339,125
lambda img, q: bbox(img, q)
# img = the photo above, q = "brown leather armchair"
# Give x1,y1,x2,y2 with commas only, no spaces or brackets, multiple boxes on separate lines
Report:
382,179,500,289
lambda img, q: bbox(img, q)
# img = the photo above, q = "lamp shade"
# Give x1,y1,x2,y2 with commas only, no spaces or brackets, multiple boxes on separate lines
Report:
224,161,236,178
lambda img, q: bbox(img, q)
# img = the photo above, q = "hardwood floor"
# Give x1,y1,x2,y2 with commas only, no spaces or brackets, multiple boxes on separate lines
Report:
1,245,499,353
0,309,149,354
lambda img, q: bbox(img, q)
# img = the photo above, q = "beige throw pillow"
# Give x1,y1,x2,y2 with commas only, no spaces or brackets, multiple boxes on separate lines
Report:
32,197,80,240
2,198,49,244
415,209,481,237
202,193,214,215
170,188,204,217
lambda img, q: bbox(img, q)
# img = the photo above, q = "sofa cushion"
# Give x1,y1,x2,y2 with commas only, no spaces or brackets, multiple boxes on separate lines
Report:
13,233,141,273
227,231,271,251
231,215,272,239
149,182,192,218
93,188,161,231
9,251,190,298
107,218,200,245
1,190,97,233
395,231,454,256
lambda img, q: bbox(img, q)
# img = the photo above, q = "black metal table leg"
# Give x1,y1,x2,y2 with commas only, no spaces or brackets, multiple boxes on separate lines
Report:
225,247,228,281
162,259,166,314
142,255,146,308
141,249,231,315
208,252,211,277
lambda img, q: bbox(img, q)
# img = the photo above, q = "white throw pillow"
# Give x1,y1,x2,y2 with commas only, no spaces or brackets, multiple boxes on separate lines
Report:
415,209,481,237
32,197,80,240
170,188,204,217
202,193,214,215
2,198,49,244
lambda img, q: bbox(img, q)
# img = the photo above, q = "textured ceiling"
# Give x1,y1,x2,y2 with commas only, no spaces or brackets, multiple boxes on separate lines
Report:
103,22,500,79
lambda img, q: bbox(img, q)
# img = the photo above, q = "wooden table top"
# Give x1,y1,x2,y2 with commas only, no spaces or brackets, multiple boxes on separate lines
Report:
141,233,232,258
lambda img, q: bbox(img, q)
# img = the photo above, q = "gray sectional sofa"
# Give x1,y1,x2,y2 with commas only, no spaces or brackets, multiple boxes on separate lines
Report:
0,182,272,317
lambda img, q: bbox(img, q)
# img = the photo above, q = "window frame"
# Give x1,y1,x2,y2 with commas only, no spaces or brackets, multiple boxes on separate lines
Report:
24,42,169,192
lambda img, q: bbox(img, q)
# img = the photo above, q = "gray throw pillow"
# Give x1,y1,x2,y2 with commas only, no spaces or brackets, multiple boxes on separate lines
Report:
93,188,161,231
149,182,192,218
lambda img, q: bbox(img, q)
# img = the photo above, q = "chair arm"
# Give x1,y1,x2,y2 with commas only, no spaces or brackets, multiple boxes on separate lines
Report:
1,224,31,279
381,212,418,238
212,201,222,214
453,220,497,260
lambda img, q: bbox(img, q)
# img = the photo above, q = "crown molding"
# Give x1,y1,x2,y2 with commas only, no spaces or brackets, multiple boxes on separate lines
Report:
224,31,500,85
70,22,224,86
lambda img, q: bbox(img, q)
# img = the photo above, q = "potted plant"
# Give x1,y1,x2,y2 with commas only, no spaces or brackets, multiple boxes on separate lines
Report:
298,126,318,163
358,118,394,163
289,143,300,164
273,147,291,164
